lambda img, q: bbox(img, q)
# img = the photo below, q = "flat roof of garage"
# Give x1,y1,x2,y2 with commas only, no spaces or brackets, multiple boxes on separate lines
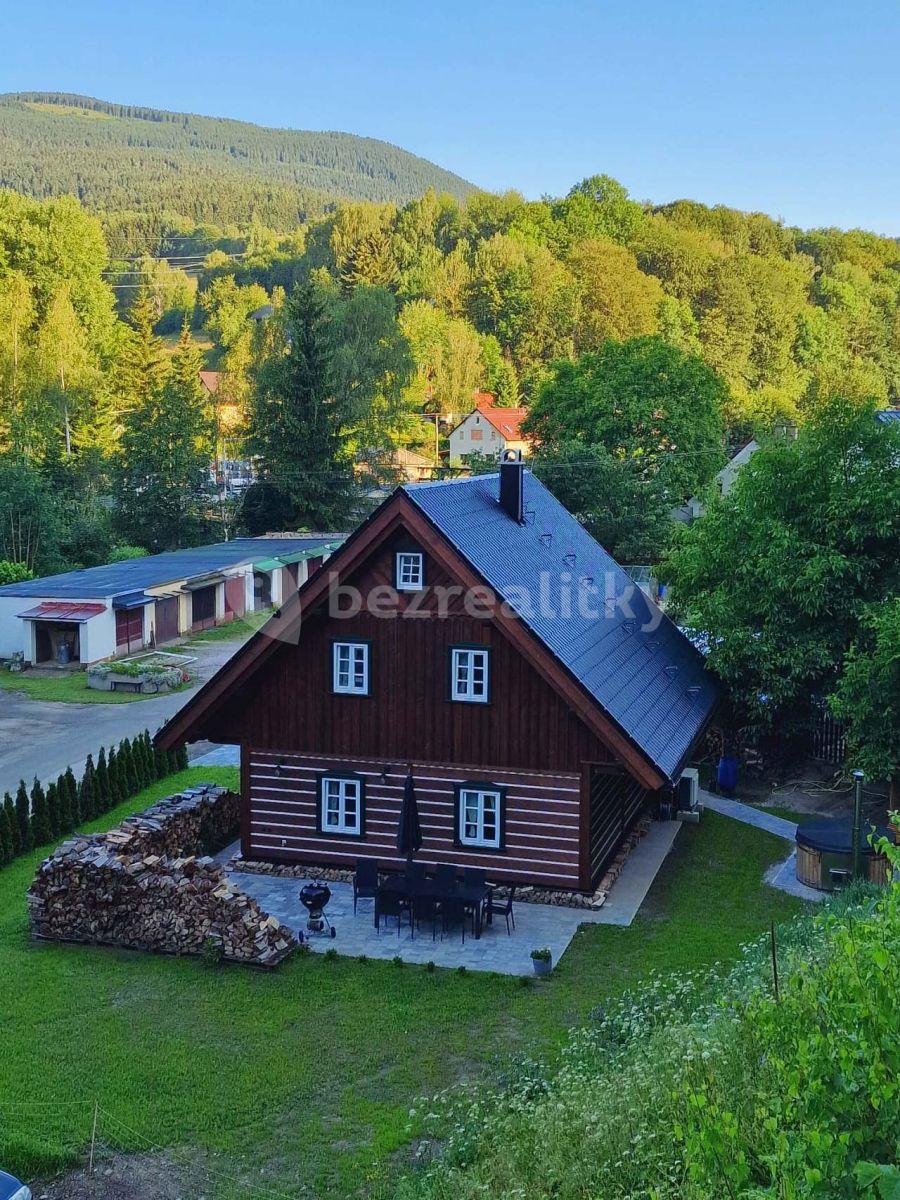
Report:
0,537,343,600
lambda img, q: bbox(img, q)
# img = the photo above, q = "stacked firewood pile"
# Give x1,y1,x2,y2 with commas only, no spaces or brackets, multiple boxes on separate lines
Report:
27,786,295,967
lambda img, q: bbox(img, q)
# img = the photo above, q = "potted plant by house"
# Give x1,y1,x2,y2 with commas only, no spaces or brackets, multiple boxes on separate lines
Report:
530,947,552,977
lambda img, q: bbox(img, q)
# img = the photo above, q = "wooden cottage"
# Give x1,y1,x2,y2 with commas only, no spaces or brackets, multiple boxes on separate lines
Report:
157,457,718,893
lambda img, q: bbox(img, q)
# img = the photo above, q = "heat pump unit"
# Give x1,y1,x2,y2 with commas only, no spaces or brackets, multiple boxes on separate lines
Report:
677,768,700,811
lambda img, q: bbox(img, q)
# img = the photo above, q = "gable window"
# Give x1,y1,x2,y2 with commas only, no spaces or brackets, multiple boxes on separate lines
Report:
318,775,364,837
471,428,483,441
395,551,424,591
455,784,504,849
333,641,369,695
450,646,489,703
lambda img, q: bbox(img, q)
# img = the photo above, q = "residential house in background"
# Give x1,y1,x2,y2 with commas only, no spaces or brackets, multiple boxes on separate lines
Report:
157,458,717,894
0,536,343,667
671,440,760,524
448,393,529,465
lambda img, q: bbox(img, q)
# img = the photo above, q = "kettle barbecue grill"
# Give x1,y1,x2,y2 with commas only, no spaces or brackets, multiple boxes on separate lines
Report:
299,881,336,938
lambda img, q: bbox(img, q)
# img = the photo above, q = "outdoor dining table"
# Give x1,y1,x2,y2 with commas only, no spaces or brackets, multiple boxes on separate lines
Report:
376,874,493,938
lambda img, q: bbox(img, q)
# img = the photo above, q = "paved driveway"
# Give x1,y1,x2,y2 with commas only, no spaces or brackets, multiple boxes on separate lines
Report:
0,640,241,794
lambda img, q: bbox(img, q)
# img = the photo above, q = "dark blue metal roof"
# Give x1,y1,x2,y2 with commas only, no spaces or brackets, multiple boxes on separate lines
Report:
0,537,342,600
404,472,718,781
875,408,900,424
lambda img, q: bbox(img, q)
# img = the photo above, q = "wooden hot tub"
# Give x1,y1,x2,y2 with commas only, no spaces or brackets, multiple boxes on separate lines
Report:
795,818,893,891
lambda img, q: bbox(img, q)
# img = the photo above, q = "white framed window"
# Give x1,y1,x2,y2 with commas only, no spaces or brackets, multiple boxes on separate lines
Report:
319,775,363,836
450,647,489,703
395,551,424,591
456,786,503,849
333,641,369,694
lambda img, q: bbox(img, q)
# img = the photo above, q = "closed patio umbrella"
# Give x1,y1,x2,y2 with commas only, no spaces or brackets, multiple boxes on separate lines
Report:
397,768,423,862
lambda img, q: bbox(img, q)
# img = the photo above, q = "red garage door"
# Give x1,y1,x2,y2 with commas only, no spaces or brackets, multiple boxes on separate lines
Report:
224,576,245,618
155,597,179,644
115,608,144,650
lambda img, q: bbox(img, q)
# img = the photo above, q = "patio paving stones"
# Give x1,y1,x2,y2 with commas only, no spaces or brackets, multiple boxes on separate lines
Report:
224,819,682,975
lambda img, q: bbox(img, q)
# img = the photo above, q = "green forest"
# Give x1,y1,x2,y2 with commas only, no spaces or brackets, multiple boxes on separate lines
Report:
1,153,899,759
0,92,474,249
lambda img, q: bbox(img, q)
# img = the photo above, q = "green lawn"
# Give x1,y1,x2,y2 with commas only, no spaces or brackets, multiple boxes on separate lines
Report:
0,768,804,1198
0,670,191,705
181,609,272,648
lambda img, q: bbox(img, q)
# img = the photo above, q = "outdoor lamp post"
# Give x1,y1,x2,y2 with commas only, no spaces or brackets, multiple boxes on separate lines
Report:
851,769,865,880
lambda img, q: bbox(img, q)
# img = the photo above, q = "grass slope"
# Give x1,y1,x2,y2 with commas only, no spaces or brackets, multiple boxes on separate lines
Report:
0,671,189,704
0,769,803,1197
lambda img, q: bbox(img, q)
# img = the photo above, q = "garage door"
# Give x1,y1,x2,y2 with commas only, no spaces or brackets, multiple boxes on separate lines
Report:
191,585,217,631
155,597,179,644
224,576,245,618
115,608,144,651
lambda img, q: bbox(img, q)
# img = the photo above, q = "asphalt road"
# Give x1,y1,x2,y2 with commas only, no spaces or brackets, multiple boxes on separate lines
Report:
0,640,242,795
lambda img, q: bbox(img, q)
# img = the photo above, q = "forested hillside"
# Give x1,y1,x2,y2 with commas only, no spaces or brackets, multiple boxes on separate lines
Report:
0,92,474,232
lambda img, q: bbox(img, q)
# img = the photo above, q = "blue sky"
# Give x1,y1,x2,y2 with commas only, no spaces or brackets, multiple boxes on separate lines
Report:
3,0,899,233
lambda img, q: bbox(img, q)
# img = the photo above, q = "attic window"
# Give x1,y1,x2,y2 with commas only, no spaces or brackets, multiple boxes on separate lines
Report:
395,551,424,592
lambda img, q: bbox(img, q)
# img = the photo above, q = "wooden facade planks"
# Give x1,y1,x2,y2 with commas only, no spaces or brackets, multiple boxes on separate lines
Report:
207,533,615,775
246,751,583,888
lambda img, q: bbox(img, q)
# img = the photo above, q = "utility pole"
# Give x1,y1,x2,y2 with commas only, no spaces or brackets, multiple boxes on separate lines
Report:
851,769,865,880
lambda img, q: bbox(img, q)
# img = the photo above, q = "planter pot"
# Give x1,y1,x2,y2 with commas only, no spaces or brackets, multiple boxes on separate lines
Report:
531,956,552,977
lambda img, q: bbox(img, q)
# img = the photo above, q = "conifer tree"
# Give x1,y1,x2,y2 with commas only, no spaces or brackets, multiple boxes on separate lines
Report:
107,745,123,805
114,316,215,552
0,801,12,864
56,773,72,833
30,777,51,846
249,281,359,529
119,738,136,796
136,731,152,788
45,781,60,839
3,792,20,857
176,742,189,771
95,746,111,812
15,780,33,851
154,742,170,780
80,754,96,821
63,767,79,828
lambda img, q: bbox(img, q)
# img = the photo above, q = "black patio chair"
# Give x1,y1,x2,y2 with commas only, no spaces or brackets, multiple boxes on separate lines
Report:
484,884,516,935
433,863,458,890
413,893,440,940
353,859,379,915
375,889,410,937
440,896,467,944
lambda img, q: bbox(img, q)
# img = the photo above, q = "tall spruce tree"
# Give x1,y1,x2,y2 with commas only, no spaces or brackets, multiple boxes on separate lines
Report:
249,281,358,529
15,780,32,852
176,742,189,772
3,792,19,857
95,746,111,813
56,773,72,833
45,781,60,839
119,738,136,796
63,767,79,828
0,800,12,864
107,745,123,805
80,754,96,821
30,777,50,846
114,316,215,552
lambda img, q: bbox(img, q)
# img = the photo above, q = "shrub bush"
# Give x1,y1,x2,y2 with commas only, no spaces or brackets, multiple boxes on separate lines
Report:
397,846,900,1200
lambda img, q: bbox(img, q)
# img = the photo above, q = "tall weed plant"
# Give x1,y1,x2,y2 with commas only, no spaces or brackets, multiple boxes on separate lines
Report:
397,849,899,1200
